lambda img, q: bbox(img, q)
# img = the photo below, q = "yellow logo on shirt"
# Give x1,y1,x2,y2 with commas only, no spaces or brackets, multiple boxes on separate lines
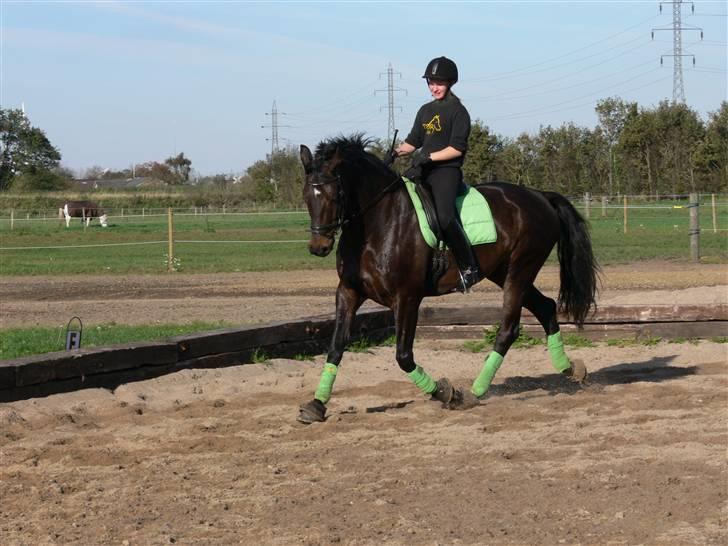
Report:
423,114,442,135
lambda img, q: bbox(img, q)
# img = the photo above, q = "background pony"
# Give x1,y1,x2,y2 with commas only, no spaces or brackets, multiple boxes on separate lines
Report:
59,200,108,228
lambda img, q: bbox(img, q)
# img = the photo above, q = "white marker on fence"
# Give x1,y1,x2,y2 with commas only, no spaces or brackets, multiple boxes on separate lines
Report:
712,194,717,234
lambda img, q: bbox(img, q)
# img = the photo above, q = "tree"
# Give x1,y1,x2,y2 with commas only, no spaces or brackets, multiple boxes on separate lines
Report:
463,120,503,183
165,152,192,184
595,98,638,195
693,101,728,191
244,147,306,206
0,108,61,190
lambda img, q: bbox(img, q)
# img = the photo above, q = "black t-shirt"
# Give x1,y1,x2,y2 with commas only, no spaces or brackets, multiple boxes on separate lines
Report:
405,93,471,168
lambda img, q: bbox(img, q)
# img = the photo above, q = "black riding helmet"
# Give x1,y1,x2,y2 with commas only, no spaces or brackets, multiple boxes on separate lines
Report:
422,56,458,84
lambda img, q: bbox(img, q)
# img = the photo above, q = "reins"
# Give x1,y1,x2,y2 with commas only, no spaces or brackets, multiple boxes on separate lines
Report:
308,169,403,236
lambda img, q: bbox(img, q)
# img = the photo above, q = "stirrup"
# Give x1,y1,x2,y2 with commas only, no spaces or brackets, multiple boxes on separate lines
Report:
458,267,480,293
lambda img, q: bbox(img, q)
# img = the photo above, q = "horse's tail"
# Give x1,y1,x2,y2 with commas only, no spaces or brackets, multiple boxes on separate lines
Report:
58,206,65,219
542,191,600,328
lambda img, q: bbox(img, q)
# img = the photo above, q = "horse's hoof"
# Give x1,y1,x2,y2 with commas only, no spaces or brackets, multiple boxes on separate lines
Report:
564,359,588,384
431,378,455,405
447,387,481,410
297,399,327,424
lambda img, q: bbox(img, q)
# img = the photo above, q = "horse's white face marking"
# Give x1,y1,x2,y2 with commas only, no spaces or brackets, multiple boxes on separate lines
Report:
313,188,322,197
99,214,109,227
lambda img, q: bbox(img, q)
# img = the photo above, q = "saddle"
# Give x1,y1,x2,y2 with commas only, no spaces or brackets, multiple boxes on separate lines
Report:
403,177,497,289
404,178,496,249
413,181,469,244
412,182,448,281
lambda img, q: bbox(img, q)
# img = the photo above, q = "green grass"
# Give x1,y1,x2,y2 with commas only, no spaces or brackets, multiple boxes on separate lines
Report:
606,336,663,347
0,321,232,360
0,200,725,275
463,324,545,353
251,348,270,364
0,212,336,275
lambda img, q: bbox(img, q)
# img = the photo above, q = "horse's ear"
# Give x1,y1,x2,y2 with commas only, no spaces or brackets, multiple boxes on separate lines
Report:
300,145,313,174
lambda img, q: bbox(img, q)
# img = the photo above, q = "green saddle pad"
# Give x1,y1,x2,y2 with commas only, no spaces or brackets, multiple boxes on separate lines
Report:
403,178,497,249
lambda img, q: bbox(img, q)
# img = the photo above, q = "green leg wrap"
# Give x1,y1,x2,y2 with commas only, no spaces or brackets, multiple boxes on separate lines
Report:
407,365,437,395
471,351,504,397
314,363,338,404
548,331,571,372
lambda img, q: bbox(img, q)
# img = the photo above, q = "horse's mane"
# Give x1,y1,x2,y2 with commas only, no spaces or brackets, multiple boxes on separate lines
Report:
314,134,393,178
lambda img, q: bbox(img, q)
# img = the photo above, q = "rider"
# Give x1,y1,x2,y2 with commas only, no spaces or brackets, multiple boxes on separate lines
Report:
393,56,481,292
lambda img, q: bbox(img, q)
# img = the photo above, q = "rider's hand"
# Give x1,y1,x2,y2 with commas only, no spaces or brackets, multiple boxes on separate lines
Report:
411,151,432,169
403,151,431,182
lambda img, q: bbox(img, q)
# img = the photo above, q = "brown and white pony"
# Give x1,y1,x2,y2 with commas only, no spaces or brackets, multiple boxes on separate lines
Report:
59,200,109,227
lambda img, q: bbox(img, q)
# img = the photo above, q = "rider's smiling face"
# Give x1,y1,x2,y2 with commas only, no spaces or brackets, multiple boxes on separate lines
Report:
427,79,449,100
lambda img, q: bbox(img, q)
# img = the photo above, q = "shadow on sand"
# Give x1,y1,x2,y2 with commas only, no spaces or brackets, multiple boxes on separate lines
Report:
488,355,697,397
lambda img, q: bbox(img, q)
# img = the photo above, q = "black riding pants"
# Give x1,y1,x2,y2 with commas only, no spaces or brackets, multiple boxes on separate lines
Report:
422,166,462,231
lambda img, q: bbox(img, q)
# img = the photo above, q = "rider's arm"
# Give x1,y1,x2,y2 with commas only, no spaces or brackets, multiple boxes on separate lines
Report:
430,146,462,162
395,142,416,156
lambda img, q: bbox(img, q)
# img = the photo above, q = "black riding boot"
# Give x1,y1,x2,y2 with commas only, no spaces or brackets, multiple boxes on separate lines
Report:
444,221,481,293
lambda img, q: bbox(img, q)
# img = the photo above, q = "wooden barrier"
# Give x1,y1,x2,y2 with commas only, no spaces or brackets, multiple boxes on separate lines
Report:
0,305,725,402
0,309,394,402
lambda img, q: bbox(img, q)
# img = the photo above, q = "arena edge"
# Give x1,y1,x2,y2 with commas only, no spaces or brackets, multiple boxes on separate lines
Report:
0,310,395,402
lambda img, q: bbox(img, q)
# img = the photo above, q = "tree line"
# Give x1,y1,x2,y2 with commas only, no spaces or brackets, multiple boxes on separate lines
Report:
461,98,726,197
244,99,726,206
2,99,725,206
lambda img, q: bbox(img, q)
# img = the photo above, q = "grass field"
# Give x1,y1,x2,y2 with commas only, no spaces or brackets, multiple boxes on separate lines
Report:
0,321,233,360
1,200,725,275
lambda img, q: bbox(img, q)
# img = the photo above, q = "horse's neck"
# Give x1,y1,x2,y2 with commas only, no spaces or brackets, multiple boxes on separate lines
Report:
348,177,412,238
349,171,398,211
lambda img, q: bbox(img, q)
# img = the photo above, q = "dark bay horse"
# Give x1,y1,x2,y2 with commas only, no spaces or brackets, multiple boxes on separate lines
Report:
59,200,108,228
298,135,598,423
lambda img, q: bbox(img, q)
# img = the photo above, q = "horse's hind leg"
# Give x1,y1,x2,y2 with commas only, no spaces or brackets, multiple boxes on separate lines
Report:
523,286,588,382
471,272,528,398
298,283,363,424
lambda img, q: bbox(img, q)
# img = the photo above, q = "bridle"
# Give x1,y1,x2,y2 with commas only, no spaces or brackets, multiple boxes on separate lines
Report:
307,167,403,238
307,172,346,237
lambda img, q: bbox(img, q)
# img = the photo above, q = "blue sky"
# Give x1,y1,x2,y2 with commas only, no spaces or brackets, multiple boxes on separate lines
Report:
2,0,726,176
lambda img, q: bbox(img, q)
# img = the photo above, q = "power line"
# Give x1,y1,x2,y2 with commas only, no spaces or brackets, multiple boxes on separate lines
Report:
651,1,704,103
468,14,661,83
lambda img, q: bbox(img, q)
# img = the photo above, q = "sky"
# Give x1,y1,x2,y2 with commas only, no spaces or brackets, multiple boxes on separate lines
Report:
1,0,726,177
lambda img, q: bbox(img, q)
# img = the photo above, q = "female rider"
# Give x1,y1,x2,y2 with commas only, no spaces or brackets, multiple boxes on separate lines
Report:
393,56,481,292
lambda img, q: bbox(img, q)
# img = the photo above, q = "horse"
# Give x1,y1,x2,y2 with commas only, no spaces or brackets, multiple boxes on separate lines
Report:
59,200,108,228
297,135,599,424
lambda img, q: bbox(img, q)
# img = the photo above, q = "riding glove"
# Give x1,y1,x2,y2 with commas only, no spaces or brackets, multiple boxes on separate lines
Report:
403,151,432,182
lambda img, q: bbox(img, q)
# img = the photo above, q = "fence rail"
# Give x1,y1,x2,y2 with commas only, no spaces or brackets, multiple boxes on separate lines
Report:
1,195,725,272
1,193,727,220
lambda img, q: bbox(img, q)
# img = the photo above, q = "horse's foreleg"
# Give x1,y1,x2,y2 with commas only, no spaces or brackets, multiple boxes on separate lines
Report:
523,286,588,383
298,283,363,424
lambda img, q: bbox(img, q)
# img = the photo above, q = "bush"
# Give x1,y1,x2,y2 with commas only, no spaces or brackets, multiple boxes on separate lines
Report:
10,170,70,191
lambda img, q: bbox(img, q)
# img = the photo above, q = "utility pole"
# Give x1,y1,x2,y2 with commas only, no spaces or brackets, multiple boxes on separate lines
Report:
652,1,703,103
375,63,407,142
261,100,291,191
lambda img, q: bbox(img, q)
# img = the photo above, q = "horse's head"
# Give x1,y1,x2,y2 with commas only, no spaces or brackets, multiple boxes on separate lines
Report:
99,214,109,227
300,144,344,257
